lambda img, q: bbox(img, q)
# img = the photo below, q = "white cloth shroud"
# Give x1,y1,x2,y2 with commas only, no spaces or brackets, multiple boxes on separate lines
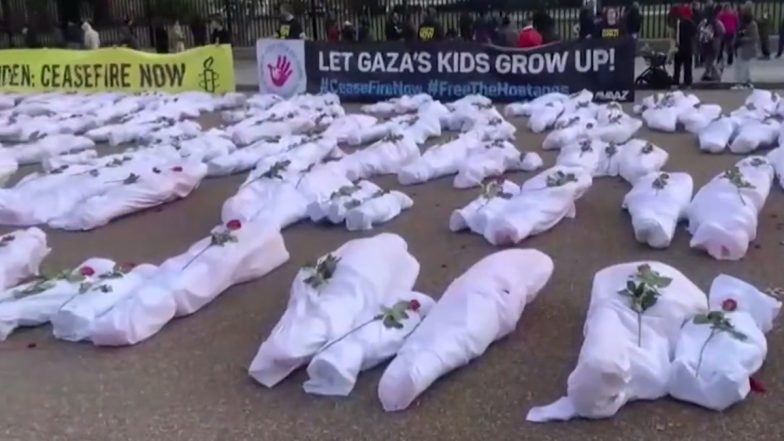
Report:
0,258,115,341
688,156,774,260
397,131,482,185
0,227,50,290
333,133,421,181
51,263,158,342
48,162,208,231
698,117,738,153
89,221,290,346
11,134,96,165
378,249,554,411
669,274,781,411
248,233,420,388
622,171,694,249
728,119,779,154
453,140,543,189
0,148,19,186
303,290,435,397
527,261,708,422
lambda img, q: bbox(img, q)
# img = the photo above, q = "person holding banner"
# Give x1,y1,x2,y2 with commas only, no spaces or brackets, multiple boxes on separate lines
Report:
276,3,305,40
418,7,444,42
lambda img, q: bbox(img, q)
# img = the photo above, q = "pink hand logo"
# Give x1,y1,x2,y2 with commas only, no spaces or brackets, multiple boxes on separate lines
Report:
267,55,293,87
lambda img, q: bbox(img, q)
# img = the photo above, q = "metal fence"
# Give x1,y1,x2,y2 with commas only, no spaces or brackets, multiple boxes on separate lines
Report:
2,0,784,48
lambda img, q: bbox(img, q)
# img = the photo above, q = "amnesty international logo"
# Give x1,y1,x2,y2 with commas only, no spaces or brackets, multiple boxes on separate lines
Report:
198,56,220,93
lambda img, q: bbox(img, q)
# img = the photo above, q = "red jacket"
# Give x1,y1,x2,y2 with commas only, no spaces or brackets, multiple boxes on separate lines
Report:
518,26,543,48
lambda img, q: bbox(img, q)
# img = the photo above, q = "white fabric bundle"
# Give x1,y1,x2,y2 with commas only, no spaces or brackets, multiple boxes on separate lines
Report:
730,102,769,121
504,92,568,118
360,94,433,117
555,138,605,175
679,104,722,133
41,150,98,173
688,156,774,260
90,222,289,346
622,172,694,248
51,263,158,342
232,114,315,146
303,291,435,397
480,167,593,245
454,140,542,189
528,101,565,133
0,227,50,290
590,115,643,144
542,116,596,150
766,147,784,189
0,148,18,186
744,89,780,115
642,106,679,132
698,117,738,153
344,190,413,231
397,131,481,185
336,133,420,181
669,274,781,411
611,139,669,185
48,162,207,231
527,261,708,422
395,113,442,145
177,133,236,162
322,114,378,144
249,233,420,387
379,249,554,411
729,119,780,154
11,134,96,165
0,258,115,341
309,180,383,224
449,180,521,233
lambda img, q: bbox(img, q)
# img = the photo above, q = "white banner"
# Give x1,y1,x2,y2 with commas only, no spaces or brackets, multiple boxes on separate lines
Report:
256,39,306,97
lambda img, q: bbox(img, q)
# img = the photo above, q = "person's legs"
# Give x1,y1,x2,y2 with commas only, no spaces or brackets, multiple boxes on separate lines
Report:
761,35,770,58
743,58,753,86
725,34,735,65
683,51,693,86
673,52,683,85
778,32,784,57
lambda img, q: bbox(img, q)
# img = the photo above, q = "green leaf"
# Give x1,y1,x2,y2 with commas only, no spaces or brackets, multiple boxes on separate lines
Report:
693,314,711,325
640,291,658,310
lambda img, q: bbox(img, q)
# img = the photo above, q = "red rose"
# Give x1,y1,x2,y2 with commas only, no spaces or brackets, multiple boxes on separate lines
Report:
722,298,738,312
408,299,421,312
79,266,96,277
750,377,767,393
171,166,183,172
226,219,242,231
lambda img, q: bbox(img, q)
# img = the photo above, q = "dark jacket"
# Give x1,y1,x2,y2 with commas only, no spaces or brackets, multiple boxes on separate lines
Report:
626,7,642,34
211,28,231,45
120,25,139,49
385,19,403,41
677,17,697,53
579,8,595,39
24,30,42,48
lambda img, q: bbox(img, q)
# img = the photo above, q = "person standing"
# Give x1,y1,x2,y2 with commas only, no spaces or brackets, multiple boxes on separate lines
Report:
625,2,642,40
459,12,474,41
21,26,42,48
474,10,496,43
757,11,771,59
276,4,305,39
210,19,230,44
599,7,622,39
718,3,738,65
120,16,139,49
82,21,100,49
518,18,543,48
418,7,444,42
172,20,185,52
579,1,596,39
326,12,341,42
733,6,758,89
499,16,518,47
673,8,697,87
777,15,784,57
698,5,725,80
385,11,403,41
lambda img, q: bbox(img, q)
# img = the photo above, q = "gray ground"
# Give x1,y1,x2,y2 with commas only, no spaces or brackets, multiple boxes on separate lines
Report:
1,91,783,441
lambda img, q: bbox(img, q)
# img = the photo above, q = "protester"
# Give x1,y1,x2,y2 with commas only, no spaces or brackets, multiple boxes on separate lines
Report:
599,7,622,38
276,4,305,39
82,21,100,50
474,10,497,44
64,21,82,49
341,21,356,42
459,12,474,41
172,20,186,52
778,15,784,57
718,3,738,65
190,16,208,46
499,16,518,47
326,12,341,42
153,19,169,53
385,11,404,41
518,18,543,49
578,1,596,39
532,8,555,42
691,1,704,65
418,7,444,42
673,7,697,87
210,19,231,44
625,2,642,39
698,5,725,81
733,5,758,89
757,11,770,59
120,16,139,49
21,26,42,48
357,18,371,42
402,14,416,42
